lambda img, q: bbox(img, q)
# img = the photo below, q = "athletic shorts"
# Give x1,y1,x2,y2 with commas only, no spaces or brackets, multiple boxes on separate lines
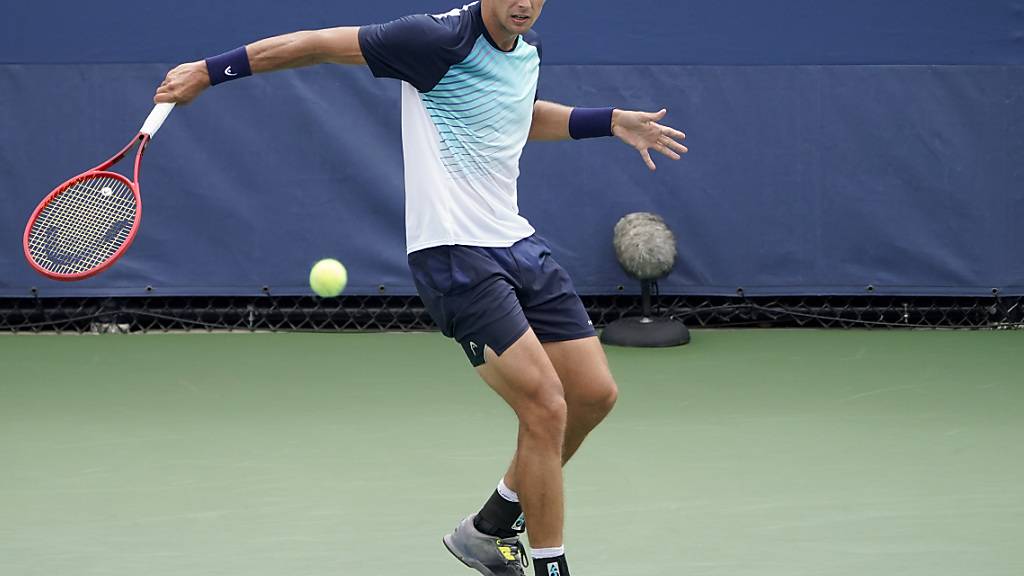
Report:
408,235,597,367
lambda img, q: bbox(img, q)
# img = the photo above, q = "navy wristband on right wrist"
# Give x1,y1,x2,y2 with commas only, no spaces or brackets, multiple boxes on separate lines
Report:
569,107,615,140
206,46,252,86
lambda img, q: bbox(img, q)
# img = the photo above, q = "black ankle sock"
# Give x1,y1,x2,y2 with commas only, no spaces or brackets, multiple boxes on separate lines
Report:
533,554,570,576
474,489,524,538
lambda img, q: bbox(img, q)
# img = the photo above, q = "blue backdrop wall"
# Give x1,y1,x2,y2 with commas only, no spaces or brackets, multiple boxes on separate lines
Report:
2,1,1023,297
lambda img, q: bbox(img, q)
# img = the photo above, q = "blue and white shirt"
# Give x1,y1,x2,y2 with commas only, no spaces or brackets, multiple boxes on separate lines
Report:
359,2,541,253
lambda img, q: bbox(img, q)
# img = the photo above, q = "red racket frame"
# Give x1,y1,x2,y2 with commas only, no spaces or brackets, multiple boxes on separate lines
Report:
23,134,151,281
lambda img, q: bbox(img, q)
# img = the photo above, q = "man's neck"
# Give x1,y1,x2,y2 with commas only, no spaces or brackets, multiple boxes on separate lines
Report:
481,8,518,51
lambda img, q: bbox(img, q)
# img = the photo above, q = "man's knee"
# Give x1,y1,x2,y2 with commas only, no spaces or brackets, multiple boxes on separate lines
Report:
600,378,619,415
573,374,618,418
518,385,568,441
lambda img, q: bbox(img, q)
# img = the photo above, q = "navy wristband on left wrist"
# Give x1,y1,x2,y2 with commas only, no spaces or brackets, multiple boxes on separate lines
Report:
206,46,252,86
569,107,615,140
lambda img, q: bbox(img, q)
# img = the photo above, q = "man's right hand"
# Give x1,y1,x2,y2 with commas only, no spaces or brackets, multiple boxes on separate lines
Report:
154,61,210,105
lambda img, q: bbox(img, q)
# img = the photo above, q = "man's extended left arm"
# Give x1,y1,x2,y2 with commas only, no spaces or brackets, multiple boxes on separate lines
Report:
529,100,688,171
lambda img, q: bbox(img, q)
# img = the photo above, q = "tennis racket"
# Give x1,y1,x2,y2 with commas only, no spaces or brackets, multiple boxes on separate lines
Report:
23,103,175,281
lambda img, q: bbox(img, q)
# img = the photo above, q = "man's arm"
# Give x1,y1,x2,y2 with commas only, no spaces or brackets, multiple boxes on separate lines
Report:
528,100,573,141
529,100,689,171
249,27,366,69
155,27,364,105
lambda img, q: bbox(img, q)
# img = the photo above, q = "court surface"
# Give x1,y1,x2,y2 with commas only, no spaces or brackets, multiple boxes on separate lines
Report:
1,329,1021,576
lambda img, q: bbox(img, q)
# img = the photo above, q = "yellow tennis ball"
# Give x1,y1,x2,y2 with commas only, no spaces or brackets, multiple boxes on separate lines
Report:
309,258,348,298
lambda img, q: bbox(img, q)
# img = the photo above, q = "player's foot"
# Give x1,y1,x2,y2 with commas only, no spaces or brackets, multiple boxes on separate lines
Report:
443,514,528,576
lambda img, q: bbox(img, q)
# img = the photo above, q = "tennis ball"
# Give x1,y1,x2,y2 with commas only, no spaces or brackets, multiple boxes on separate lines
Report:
309,258,348,298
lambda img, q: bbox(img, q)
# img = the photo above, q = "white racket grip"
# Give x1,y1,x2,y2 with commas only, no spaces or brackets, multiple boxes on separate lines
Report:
140,103,175,137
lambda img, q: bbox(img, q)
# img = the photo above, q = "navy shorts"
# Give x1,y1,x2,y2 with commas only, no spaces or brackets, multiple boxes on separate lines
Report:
408,235,596,367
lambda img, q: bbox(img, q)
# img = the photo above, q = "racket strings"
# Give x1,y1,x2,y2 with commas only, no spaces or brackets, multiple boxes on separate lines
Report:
28,176,137,276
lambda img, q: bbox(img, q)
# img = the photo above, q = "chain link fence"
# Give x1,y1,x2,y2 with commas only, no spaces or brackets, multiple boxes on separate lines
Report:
2,294,1021,334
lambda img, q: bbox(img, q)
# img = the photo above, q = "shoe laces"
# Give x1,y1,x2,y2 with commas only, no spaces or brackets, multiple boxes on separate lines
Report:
495,537,529,570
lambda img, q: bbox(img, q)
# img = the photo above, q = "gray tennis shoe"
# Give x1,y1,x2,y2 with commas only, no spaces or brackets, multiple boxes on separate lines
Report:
443,515,528,576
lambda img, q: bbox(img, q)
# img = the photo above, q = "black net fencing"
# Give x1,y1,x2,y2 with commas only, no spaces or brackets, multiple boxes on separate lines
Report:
2,293,1022,334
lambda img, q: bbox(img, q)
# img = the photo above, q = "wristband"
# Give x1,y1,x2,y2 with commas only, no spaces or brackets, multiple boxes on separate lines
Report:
569,107,615,140
206,46,252,86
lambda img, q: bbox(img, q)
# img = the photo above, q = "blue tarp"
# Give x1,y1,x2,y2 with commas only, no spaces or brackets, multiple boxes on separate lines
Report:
2,1,1022,65
2,64,1022,297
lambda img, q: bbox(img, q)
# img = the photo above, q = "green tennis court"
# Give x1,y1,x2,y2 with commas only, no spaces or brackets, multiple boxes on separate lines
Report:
2,329,1021,576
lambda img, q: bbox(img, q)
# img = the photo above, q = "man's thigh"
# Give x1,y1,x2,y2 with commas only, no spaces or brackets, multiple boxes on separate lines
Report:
542,336,616,405
478,328,564,414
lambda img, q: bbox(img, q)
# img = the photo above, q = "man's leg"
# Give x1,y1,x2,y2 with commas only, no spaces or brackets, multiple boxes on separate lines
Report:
435,236,609,576
545,336,619,462
475,328,568,549
501,336,618,492
486,236,618,537
473,335,615,576
443,327,570,576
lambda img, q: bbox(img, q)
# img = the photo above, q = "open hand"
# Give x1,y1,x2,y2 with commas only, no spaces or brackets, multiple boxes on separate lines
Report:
612,109,688,171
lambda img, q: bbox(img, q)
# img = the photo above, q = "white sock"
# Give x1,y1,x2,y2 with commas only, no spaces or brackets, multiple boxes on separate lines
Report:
497,478,520,503
532,546,565,560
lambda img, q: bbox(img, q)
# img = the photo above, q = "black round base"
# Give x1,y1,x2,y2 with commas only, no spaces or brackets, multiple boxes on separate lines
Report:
599,316,690,348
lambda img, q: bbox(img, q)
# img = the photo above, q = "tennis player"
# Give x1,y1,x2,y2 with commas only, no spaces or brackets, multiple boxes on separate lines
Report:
155,2,686,575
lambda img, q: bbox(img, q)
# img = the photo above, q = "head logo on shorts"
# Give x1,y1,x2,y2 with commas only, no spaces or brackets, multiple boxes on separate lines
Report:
469,341,479,356
547,561,561,576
